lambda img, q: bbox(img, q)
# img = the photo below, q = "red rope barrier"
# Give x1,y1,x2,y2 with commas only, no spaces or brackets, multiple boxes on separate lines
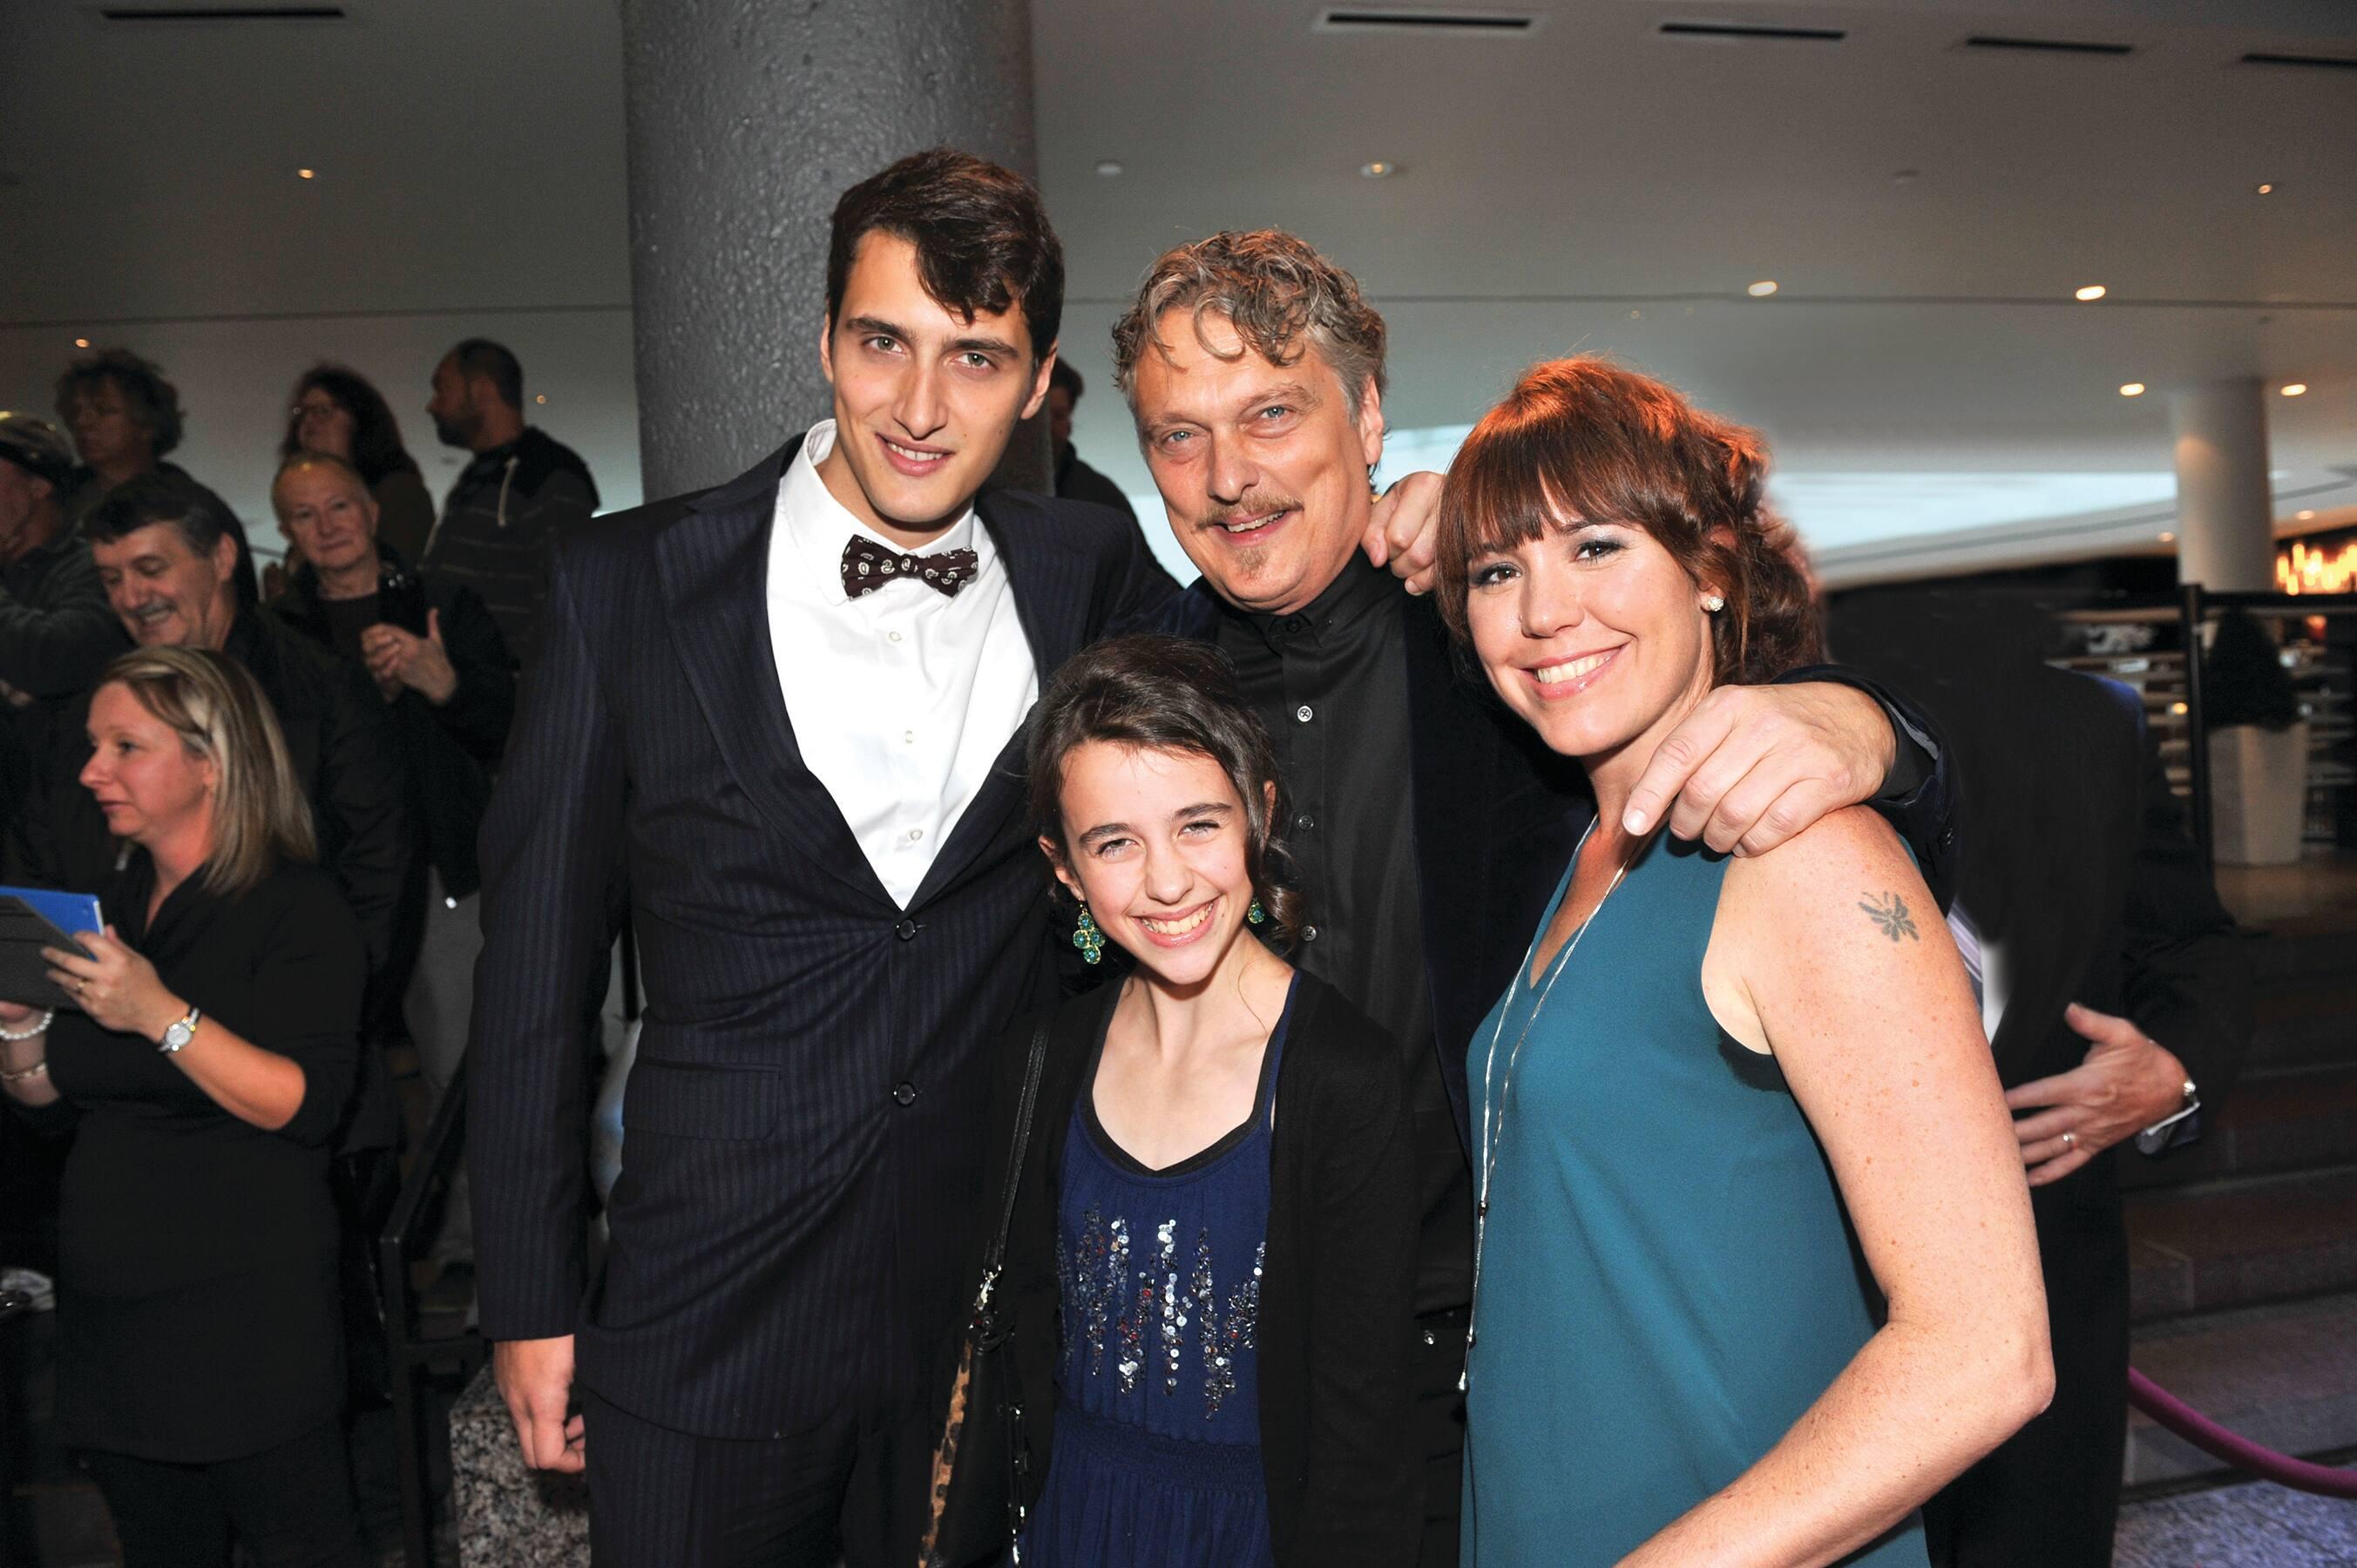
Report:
2128,1369,2357,1499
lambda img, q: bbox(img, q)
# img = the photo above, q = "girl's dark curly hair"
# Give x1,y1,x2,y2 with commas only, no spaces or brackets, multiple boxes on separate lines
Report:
1436,355,1822,684
1026,634,1304,946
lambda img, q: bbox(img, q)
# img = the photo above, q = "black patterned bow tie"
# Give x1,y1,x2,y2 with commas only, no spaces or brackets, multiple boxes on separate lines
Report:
839,536,979,600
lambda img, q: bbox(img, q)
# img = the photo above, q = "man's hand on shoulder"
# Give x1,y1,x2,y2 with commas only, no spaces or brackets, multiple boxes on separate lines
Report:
495,1333,586,1472
1362,471,1444,595
1627,682,1895,855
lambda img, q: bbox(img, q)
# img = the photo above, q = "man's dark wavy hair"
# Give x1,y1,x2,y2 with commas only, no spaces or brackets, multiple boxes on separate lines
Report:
826,148,1064,362
85,472,259,607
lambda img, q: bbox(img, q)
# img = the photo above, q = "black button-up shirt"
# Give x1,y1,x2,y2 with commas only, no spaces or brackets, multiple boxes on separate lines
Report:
1216,556,1474,1315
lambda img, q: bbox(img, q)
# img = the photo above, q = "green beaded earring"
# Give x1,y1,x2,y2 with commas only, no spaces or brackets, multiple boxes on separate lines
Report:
1247,898,1267,926
1073,903,1106,965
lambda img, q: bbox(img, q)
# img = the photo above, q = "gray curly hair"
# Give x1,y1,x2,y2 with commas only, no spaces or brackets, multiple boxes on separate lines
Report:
1111,230,1388,424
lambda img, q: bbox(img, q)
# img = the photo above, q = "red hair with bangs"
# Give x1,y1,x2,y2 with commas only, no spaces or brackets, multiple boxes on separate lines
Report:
1435,355,1821,686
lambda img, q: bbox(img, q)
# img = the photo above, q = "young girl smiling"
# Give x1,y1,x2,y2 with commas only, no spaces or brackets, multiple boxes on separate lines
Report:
960,634,1419,1567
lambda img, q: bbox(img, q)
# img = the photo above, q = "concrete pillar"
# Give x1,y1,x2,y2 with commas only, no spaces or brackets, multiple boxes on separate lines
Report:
2171,379,2277,592
618,0,1050,502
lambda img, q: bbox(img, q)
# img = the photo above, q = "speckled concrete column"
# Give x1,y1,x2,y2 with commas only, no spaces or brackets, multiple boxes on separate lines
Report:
619,0,1048,502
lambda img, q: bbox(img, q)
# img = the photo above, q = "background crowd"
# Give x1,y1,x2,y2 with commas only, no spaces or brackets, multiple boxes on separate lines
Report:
0,341,593,1562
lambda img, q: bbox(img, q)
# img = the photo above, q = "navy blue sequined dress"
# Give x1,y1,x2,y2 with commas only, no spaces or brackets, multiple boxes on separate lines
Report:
1015,979,1297,1568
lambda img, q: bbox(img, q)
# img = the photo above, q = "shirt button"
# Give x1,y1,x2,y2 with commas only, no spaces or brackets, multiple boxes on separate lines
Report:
908,827,925,842
1284,615,1310,635
1294,812,1316,832
891,1082,918,1107
894,917,918,941
888,630,904,644
904,730,916,745
1295,704,1314,723
1303,924,1321,943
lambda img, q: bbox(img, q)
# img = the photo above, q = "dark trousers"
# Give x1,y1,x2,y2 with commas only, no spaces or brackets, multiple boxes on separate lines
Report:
79,1418,367,1568
1414,1306,1470,1568
1923,1184,2130,1568
584,1387,930,1568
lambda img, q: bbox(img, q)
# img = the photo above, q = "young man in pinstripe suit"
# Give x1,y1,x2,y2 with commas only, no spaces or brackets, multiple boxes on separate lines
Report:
471,150,1439,1567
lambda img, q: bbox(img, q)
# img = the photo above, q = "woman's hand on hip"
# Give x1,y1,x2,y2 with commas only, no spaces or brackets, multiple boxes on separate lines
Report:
44,928,181,1040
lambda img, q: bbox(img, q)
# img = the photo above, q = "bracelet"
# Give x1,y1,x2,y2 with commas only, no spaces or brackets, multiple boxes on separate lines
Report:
0,1009,54,1043
0,1058,47,1085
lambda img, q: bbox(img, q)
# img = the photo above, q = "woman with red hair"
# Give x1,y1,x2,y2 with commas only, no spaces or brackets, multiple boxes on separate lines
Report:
1435,357,2050,1566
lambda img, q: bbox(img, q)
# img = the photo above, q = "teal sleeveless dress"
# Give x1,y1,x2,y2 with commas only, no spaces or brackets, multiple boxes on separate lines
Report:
1460,833,1927,1567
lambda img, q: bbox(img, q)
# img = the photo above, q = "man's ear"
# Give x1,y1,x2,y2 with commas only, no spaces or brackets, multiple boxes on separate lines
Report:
818,315,837,388
1020,342,1060,422
1355,376,1386,470
209,530,240,586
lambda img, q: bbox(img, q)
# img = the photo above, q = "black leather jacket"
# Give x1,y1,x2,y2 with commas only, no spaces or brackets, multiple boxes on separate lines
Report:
270,546,517,901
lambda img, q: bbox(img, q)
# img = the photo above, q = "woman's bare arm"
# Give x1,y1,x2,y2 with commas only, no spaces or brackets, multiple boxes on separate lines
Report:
1629,807,2051,1567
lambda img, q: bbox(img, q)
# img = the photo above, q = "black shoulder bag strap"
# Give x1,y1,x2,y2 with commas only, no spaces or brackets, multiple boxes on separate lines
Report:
920,1018,1053,1567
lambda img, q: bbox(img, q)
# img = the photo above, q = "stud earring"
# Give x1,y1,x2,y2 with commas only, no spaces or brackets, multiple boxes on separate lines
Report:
1072,903,1105,965
1703,593,1725,613
1247,898,1267,926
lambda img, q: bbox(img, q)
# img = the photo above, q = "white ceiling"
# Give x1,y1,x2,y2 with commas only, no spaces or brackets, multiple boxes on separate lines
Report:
3,0,2352,581
1036,0,2357,580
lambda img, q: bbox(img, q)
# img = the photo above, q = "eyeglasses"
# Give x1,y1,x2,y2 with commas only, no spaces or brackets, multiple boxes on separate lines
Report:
291,401,342,420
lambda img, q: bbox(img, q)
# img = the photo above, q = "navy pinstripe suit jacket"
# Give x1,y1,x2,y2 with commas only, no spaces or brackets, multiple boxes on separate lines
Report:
467,438,1175,1438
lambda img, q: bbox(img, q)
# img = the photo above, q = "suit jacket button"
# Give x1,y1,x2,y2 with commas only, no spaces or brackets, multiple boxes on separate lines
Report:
895,917,918,941
892,1082,918,1106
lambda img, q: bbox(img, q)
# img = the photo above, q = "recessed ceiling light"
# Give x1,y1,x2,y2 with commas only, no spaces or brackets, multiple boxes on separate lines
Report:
2159,531,2176,542
2280,382,2308,396
534,394,548,405
73,336,89,348
1094,159,1124,177
2257,182,2274,194
297,167,315,179
2075,284,2107,301
2119,382,2146,396
1359,160,1398,179
1747,280,1778,297
2297,510,2316,520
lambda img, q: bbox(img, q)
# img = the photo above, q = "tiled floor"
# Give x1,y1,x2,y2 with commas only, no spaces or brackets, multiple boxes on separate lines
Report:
2117,1480,2357,1565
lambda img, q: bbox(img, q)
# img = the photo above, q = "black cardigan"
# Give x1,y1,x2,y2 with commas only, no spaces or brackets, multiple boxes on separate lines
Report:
973,970,1420,1566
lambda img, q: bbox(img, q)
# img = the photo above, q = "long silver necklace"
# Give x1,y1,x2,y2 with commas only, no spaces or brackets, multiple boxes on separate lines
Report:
1461,820,1634,1392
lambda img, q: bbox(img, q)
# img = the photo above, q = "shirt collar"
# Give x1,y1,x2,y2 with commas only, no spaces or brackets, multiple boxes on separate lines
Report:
1222,551,1398,653
777,420,984,605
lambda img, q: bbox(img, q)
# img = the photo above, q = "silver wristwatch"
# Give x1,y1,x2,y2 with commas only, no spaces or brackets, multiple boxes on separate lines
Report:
157,1004,201,1055
2134,1076,2200,1156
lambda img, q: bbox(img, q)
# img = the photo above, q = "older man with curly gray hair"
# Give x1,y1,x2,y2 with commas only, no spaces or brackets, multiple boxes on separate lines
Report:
1115,226,1952,1568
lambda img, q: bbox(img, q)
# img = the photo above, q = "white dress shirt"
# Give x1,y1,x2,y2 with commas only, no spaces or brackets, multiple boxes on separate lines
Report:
766,420,1039,908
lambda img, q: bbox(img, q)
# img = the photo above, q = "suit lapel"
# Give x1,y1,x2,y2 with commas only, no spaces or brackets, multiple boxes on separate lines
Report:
908,491,1092,909
652,441,894,908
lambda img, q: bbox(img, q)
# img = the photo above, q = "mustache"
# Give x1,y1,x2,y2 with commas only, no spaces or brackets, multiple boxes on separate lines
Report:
1197,492,1305,531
